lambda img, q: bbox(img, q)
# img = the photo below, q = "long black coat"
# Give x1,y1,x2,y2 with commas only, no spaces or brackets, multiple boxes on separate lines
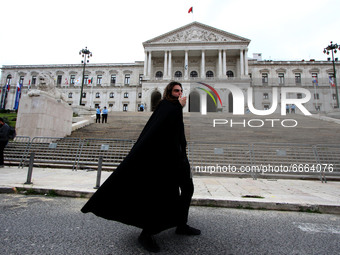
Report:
81,99,190,234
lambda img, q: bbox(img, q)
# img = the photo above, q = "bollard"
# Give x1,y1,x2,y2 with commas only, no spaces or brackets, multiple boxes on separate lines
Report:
94,156,103,189
24,152,35,184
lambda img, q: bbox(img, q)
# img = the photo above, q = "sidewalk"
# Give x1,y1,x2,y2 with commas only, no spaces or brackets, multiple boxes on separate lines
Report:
1,166,339,214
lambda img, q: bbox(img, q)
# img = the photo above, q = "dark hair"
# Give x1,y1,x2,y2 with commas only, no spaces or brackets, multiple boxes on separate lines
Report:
162,81,182,103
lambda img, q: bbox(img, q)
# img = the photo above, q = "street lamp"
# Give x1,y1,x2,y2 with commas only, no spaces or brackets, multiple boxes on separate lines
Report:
79,46,92,106
323,41,340,108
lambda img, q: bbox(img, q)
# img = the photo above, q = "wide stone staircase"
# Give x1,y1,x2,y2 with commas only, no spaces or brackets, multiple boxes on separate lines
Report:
6,111,340,181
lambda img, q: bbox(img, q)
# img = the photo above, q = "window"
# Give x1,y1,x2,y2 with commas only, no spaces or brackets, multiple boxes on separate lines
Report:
111,75,116,84
57,75,62,85
97,75,102,85
84,75,89,85
315,105,321,111
263,93,269,99
123,104,128,111
82,92,86,98
206,71,214,78
96,92,100,98
139,74,143,85
314,93,319,100
297,93,302,99
70,75,75,85
264,105,270,110
155,71,163,78
6,74,12,85
312,73,318,85
262,73,268,84
109,103,113,108
278,73,284,85
190,71,198,77
333,94,337,100
19,76,24,85
138,92,142,98
295,73,301,84
32,76,36,85
109,92,114,98
124,92,129,98
226,71,234,77
68,92,73,98
124,74,130,85
174,71,182,77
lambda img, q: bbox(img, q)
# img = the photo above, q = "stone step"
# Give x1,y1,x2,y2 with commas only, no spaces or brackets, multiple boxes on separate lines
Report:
69,112,340,145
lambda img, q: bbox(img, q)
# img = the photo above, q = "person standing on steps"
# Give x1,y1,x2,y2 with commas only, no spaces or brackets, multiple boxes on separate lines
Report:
81,81,201,253
96,106,101,123
0,118,10,167
102,106,108,123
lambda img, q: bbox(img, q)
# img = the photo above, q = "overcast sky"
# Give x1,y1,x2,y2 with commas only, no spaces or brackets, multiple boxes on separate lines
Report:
1,0,340,69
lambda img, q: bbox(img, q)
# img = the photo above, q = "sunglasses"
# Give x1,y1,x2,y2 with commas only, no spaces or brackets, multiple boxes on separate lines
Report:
173,89,183,92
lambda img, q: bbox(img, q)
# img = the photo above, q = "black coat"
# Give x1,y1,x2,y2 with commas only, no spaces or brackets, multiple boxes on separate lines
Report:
81,99,190,234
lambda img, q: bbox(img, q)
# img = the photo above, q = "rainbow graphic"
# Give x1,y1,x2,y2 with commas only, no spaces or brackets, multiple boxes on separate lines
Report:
196,81,223,106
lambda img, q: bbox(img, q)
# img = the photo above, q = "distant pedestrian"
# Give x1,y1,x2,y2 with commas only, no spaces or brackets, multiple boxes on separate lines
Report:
291,104,295,113
286,104,290,114
102,106,108,123
0,118,10,167
139,104,144,112
96,106,101,123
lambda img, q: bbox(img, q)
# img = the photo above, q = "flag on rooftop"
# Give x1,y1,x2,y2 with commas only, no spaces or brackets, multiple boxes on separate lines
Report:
188,7,193,13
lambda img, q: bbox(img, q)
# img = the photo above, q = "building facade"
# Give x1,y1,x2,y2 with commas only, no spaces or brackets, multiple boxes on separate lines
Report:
1,22,339,114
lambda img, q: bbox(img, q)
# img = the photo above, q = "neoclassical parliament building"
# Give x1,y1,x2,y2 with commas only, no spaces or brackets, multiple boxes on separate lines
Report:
1,22,339,114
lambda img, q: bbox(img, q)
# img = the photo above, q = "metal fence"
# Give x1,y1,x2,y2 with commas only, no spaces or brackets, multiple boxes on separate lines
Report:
4,136,340,182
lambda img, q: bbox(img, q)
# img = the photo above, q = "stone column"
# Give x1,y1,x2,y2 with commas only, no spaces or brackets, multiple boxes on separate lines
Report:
218,50,222,78
143,51,148,77
222,50,227,77
168,51,172,79
244,49,249,78
240,49,244,78
148,51,152,77
164,51,168,78
184,50,189,80
201,50,205,79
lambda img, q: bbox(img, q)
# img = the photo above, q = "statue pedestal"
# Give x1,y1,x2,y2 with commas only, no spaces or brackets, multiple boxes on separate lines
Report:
16,94,73,139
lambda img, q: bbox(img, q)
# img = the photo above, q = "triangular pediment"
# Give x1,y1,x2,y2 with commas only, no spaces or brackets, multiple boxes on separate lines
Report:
143,22,250,45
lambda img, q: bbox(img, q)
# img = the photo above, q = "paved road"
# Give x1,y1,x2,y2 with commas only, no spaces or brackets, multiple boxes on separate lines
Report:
1,194,339,255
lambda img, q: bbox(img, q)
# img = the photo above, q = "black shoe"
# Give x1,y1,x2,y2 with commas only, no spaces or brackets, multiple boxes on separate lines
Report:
175,225,201,236
138,232,160,253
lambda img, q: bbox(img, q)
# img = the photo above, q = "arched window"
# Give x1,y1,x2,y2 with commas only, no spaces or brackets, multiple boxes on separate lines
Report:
109,92,114,98
227,71,234,77
68,92,73,98
190,71,198,77
155,71,163,78
6,74,12,85
124,92,129,98
174,71,182,78
206,71,214,78
82,92,86,98
96,92,100,98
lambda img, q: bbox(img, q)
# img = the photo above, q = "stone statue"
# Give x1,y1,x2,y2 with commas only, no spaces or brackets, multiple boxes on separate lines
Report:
27,72,67,102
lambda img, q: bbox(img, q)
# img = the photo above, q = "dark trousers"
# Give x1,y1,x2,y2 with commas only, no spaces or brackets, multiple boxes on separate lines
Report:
102,114,108,123
96,114,101,123
178,178,194,226
0,141,8,165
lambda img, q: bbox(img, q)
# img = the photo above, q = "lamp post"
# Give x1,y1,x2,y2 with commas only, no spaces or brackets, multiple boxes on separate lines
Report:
79,46,92,106
323,41,340,108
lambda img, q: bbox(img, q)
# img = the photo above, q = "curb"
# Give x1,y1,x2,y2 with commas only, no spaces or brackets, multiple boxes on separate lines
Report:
1,186,339,215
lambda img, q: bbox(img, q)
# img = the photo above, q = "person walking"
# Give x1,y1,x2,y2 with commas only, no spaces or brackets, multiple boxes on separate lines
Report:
0,118,10,167
96,106,101,123
81,81,200,253
102,106,108,123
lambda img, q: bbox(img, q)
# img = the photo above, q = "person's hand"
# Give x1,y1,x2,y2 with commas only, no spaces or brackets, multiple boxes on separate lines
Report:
179,96,187,107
